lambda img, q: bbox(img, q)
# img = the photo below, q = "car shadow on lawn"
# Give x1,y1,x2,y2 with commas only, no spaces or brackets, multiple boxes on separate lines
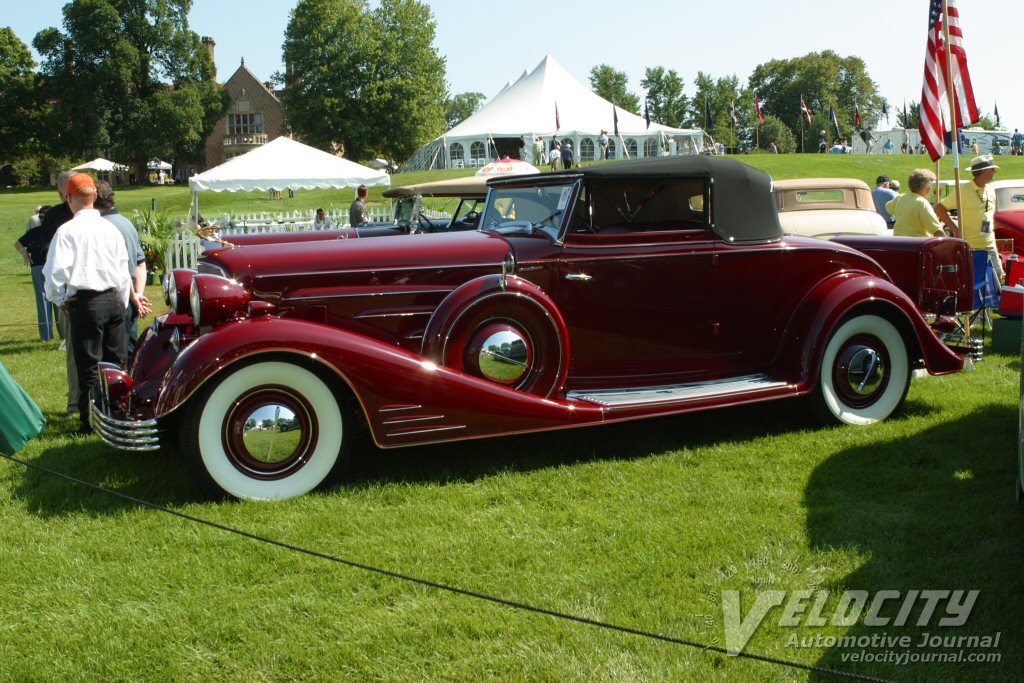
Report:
9,424,199,518
344,396,837,489
803,404,1024,681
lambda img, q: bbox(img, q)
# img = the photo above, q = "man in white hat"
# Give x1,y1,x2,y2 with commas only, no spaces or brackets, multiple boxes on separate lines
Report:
935,154,1004,281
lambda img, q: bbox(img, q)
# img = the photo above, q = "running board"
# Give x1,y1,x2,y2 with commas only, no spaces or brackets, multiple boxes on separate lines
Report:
566,374,791,410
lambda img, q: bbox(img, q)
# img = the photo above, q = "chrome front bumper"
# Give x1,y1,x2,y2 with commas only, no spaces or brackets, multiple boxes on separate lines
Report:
89,362,161,451
89,400,161,451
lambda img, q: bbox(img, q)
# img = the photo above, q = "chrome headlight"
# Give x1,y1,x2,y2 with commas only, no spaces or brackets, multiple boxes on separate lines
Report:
190,281,202,327
168,269,197,315
189,274,252,328
162,273,172,306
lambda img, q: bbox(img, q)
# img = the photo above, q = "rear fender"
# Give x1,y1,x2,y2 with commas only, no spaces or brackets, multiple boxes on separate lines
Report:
153,317,599,448
781,273,964,392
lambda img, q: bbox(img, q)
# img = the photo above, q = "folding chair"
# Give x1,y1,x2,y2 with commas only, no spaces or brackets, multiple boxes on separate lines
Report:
968,249,1001,334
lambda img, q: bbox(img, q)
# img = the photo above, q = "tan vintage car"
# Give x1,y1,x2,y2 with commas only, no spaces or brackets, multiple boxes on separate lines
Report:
774,178,889,239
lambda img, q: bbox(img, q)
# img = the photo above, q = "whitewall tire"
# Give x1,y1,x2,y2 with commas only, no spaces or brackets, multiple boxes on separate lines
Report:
814,315,910,426
183,361,348,501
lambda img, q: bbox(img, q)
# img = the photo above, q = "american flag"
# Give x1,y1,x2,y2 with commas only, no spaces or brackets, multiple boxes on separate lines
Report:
920,0,980,162
854,102,862,128
800,98,812,125
730,98,738,125
755,93,764,124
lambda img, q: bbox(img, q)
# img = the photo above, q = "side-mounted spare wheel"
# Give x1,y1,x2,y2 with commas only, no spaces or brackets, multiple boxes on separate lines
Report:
422,275,570,398
813,314,911,426
182,361,351,501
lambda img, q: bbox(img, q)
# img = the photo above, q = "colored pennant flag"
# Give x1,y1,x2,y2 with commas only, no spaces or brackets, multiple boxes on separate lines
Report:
920,0,980,162
555,101,560,132
644,100,651,129
994,101,1000,127
613,104,619,137
829,104,840,139
882,100,889,124
730,98,738,125
800,97,812,125
705,97,713,131
755,92,764,124
854,102,862,129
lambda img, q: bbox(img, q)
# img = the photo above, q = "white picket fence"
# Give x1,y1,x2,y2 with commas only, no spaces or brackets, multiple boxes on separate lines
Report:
165,205,393,271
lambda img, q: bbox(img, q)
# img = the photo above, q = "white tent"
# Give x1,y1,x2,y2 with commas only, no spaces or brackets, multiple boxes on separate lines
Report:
71,158,126,172
186,136,390,229
148,159,173,171
189,136,389,192
405,55,704,171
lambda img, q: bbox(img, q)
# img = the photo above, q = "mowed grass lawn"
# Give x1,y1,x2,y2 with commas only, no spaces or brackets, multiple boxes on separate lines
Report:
1,155,1024,682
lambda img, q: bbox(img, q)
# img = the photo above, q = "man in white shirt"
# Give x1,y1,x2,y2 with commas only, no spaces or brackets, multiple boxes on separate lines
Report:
43,173,130,434
313,208,333,229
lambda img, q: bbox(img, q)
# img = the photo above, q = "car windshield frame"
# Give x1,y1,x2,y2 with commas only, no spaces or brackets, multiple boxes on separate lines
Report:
479,178,580,240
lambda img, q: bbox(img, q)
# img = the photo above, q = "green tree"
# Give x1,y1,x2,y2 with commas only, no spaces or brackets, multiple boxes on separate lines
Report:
689,72,744,147
588,64,639,114
444,91,486,129
748,51,881,152
0,27,43,161
640,67,687,128
33,0,226,173
281,0,447,161
897,101,920,129
758,114,796,153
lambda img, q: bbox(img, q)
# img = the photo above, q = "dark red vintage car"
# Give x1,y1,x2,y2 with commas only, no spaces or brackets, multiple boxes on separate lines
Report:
92,157,980,500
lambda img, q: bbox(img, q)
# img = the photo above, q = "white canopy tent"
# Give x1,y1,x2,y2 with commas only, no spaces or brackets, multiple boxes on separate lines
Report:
71,158,126,172
404,55,704,171
148,159,173,170
187,136,390,227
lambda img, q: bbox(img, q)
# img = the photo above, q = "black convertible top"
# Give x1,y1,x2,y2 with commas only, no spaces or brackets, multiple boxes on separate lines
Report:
490,155,782,243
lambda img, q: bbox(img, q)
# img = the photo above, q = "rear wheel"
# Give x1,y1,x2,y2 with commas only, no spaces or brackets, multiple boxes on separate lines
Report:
182,361,349,501
813,315,910,425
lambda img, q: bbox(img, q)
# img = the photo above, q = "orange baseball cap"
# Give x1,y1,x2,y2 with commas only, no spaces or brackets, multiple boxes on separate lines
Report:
66,173,97,197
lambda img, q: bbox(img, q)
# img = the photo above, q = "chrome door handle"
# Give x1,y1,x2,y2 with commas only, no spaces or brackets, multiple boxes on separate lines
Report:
564,273,592,281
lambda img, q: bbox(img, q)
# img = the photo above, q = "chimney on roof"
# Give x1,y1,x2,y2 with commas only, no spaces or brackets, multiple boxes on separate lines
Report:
201,36,215,64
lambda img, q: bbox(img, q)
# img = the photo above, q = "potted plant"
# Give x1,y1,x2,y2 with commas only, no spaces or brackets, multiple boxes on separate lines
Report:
133,208,178,282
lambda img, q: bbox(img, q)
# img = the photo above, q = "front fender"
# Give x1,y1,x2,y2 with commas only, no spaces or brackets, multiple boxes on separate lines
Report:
782,273,964,391
153,316,601,448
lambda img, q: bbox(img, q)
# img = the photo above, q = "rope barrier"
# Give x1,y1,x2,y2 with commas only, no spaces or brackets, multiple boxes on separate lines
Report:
0,451,893,682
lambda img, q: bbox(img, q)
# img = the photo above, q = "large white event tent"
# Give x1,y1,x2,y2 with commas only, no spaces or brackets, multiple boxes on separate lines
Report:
71,158,126,172
405,55,704,171
187,135,390,225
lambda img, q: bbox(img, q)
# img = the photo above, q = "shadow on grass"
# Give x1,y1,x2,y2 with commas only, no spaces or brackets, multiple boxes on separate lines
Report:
803,404,1024,682
11,394,825,516
0,338,58,356
343,396,828,489
9,422,199,518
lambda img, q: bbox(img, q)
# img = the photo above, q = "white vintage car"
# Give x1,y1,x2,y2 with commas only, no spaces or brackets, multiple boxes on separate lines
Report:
774,178,889,239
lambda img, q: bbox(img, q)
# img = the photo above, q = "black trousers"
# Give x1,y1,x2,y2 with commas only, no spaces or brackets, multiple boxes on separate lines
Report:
68,290,125,425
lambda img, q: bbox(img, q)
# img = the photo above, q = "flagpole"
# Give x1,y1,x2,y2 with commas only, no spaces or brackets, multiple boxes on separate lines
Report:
942,0,964,239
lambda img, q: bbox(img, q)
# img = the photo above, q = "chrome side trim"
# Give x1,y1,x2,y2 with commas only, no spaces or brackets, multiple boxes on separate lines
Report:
385,424,467,437
89,400,161,452
284,288,453,302
382,415,445,425
258,262,503,280
566,374,790,410
355,310,433,320
378,404,422,412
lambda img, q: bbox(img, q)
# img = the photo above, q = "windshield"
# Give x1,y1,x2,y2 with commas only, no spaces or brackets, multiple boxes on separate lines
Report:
480,183,575,239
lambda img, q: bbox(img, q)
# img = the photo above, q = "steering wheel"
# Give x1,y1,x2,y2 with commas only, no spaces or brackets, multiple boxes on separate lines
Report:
413,212,432,234
464,211,480,226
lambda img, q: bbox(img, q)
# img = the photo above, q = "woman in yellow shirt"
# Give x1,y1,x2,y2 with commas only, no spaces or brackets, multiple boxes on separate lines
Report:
886,169,948,238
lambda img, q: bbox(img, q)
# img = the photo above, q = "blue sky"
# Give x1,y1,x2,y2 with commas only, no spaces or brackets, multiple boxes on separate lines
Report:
7,0,1021,132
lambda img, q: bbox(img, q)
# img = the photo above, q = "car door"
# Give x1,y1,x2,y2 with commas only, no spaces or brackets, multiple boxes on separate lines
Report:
553,177,718,389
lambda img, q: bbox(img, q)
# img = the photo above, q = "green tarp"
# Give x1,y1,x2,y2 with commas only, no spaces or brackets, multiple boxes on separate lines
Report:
0,361,45,455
